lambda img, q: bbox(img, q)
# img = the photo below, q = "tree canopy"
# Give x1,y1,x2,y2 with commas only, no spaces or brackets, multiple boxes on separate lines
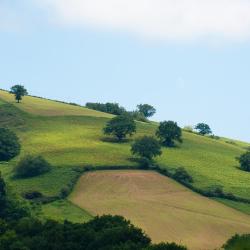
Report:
10,85,28,103
131,136,162,161
0,128,21,161
237,151,250,172
103,114,136,141
86,102,126,115
137,104,156,118
195,123,212,136
156,121,182,147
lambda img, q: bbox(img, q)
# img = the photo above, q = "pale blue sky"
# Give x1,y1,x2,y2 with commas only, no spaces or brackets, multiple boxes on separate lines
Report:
0,0,250,142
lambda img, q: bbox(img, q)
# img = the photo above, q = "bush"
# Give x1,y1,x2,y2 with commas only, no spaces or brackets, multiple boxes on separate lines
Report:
172,167,193,184
14,155,51,178
236,151,250,172
0,128,21,161
23,191,43,200
223,234,250,250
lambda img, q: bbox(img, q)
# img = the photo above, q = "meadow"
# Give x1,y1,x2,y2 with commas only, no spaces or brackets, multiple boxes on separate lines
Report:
70,170,250,250
1,89,250,229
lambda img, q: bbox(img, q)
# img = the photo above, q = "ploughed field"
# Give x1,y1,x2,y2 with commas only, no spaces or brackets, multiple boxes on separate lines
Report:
70,170,250,250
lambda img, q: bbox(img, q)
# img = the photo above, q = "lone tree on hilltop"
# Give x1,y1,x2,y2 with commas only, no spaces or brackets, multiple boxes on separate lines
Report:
156,121,182,147
10,85,28,103
195,123,212,136
237,151,250,172
137,104,156,118
0,128,21,161
131,136,162,161
103,114,136,141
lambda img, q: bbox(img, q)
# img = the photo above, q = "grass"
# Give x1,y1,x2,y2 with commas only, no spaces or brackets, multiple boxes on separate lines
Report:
0,90,112,118
1,89,250,222
215,198,250,216
70,170,250,250
41,200,92,223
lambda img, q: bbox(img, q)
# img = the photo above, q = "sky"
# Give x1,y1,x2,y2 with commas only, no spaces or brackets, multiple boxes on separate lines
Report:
0,0,250,142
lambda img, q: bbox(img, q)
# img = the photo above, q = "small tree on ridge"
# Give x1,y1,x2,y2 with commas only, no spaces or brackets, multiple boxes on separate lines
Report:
10,85,28,103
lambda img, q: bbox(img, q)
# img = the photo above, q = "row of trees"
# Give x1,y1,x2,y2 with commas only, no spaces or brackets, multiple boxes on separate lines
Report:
86,102,156,121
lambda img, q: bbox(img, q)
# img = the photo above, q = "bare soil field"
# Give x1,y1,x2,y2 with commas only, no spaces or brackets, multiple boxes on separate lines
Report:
70,170,250,250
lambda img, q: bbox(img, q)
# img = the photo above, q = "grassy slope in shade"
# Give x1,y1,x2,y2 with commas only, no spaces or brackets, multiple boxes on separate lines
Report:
41,200,92,223
0,89,250,218
70,170,250,250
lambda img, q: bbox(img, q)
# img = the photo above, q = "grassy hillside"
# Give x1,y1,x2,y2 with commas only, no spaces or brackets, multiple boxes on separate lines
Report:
70,170,250,250
0,89,250,223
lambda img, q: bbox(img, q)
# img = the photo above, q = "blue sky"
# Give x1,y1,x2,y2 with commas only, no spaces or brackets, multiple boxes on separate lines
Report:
1,0,250,142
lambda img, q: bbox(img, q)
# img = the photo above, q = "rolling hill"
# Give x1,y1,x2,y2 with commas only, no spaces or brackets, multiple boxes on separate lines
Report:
1,89,250,249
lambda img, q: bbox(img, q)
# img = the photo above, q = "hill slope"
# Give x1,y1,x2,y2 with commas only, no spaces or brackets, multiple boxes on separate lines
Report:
0,90,249,200
70,170,250,250
1,89,250,248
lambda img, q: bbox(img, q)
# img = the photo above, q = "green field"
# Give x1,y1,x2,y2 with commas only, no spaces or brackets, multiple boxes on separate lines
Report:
1,89,250,243
70,170,250,250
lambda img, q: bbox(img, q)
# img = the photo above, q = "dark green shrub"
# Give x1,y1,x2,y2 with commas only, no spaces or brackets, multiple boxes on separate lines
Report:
237,151,250,172
223,234,250,250
172,167,193,184
0,128,21,161
131,136,162,161
103,114,136,141
23,191,43,200
14,155,51,178
156,121,182,147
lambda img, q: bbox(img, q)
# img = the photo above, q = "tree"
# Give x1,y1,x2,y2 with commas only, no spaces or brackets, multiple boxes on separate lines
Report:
137,104,156,118
131,136,162,161
0,128,21,161
237,151,250,172
10,85,28,103
223,234,250,250
14,155,51,178
156,121,182,147
195,123,212,136
103,114,136,141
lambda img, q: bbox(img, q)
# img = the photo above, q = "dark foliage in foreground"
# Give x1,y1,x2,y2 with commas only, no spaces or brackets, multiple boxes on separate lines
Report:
0,128,21,161
223,234,250,250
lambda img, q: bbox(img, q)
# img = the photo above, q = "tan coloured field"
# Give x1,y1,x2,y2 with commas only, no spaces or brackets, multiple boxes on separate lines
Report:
70,170,250,250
